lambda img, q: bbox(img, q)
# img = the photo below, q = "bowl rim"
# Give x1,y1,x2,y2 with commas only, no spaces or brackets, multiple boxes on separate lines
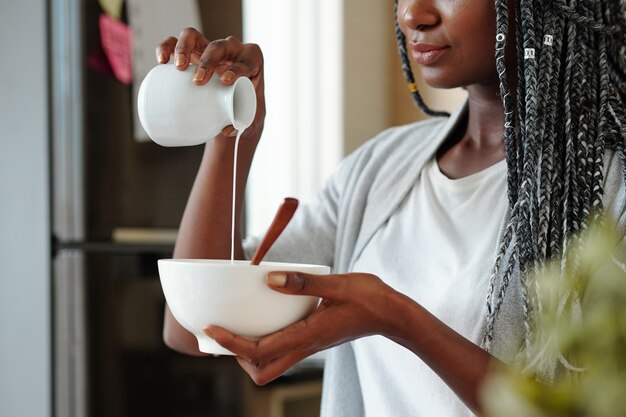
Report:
157,259,330,269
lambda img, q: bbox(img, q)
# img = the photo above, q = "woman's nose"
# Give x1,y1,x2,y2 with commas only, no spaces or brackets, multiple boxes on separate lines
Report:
398,0,440,32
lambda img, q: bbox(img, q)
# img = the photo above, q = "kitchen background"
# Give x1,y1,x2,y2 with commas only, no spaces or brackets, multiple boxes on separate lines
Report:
0,0,464,416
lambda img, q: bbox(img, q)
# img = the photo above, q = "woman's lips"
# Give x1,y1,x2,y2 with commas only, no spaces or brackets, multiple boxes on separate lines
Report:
409,43,450,65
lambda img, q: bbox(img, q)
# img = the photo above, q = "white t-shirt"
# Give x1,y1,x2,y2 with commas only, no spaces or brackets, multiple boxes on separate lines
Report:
351,156,508,417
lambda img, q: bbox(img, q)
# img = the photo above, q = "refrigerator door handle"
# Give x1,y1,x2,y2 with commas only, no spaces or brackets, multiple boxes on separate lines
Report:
53,251,87,417
50,0,86,415
51,0,84,243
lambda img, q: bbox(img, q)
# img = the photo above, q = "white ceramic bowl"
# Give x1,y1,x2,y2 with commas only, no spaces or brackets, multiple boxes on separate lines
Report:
158,259,330,355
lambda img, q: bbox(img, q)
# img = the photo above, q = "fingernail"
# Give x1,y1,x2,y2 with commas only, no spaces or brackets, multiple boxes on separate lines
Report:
267,272,287,288
158,51,168,63
228,129,238,137
203,327,215,338
221,71,234,83
193,68,207,82
175,54,185,67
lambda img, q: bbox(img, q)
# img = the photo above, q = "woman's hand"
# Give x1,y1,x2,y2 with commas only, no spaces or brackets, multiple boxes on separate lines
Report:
155,28,266,140
203,272,405,386
204,271,499,413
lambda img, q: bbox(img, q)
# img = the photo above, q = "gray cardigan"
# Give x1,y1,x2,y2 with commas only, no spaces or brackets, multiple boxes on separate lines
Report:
244,101,626,416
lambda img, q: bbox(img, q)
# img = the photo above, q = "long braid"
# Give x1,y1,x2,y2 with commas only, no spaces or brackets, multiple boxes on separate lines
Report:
536,8,564,261
515,0,528,183
517,0,542,351
530,3,563,332
575,0,595,228
394,0,450,118
590,0,610,214
545,9,568,260
556,4,577,288
484,0,519,348
484,206,520,347
494,0,519,208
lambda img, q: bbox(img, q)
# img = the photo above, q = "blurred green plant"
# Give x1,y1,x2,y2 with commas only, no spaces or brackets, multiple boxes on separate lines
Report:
483,218,626,417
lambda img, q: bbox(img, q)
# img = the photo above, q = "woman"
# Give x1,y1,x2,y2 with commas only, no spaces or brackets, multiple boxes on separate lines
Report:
159,0,626,415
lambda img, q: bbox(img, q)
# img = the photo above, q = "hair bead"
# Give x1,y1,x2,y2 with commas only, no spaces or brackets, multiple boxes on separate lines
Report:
543,35,554,46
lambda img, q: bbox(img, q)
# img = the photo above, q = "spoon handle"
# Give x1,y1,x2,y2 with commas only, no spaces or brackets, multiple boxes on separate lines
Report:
250,198,299,265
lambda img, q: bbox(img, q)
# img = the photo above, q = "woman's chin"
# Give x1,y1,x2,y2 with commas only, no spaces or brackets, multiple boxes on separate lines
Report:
420,74,463,90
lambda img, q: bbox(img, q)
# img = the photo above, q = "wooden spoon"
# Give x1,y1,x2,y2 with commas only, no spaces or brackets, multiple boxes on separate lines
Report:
250,198,299,265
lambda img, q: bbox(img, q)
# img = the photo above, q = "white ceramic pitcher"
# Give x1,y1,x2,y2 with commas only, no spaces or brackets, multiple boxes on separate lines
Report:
137,63,257,147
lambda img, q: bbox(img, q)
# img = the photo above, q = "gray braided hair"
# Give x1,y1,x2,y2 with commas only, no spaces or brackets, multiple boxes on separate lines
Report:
394,0,626,365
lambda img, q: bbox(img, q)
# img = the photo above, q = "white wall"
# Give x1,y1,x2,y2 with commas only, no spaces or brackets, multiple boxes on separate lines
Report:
0,1,51,416
343,0,393,155
243,0,343,236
